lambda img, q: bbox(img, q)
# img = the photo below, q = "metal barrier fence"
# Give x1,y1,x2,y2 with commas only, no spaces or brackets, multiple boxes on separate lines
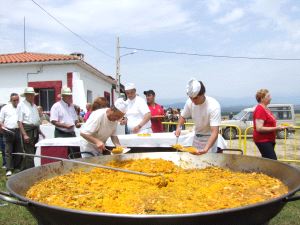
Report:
219,124,242,149
161,121,300,163
243,125,300,163
161,122,194,132
162,122,243,149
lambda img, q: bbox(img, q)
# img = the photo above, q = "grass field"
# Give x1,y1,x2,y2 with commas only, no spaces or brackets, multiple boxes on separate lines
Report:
296,113,300,126
1,157,300,225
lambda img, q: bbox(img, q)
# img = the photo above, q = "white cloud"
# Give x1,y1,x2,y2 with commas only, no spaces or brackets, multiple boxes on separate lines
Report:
206,0,222,14
1,0,300,102
0,0,195,36
28,39,70,53
0,0,198,62
216,8,244,24
250,0,300,40
291,5,300,12
252,39,300,58
250,0,283,18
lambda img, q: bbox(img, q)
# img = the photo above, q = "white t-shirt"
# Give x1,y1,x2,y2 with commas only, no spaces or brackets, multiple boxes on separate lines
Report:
17,100,40,126
125,96,151,132
50,100,78,132
0,103,19,129
181,96,221,133
181,96,221,152
80,108,117,154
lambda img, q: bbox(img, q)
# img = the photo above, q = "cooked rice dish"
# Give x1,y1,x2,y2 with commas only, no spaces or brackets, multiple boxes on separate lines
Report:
26,158,288,214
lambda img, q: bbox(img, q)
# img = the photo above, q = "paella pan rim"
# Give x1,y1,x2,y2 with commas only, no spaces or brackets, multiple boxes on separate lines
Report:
6,152,300,218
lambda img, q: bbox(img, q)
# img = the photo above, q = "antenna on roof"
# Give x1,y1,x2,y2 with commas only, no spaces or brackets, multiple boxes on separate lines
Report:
23,16,26,53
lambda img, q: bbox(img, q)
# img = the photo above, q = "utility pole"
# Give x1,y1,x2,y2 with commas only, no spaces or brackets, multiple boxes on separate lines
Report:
115,37,137,99
23,17,26,52
115,37,121,97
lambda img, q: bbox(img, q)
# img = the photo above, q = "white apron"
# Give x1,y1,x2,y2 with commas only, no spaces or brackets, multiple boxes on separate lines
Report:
192,133,218,153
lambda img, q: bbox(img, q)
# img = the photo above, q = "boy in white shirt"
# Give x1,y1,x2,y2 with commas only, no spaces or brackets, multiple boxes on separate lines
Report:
175,78,221,154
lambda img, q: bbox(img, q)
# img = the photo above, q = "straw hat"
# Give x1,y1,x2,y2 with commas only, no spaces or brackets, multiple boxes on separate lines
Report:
20,87,38,97
61,87,72,96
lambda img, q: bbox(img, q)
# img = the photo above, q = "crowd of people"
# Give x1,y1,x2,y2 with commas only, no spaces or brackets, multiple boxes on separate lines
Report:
0,79,282,177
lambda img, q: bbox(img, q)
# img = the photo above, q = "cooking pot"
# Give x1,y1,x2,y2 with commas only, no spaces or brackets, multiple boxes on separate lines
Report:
1,152,300,225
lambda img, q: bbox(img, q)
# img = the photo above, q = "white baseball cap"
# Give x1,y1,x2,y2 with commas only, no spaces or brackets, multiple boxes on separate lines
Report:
114,98,128,113
186,78,201,98
124,83,136,91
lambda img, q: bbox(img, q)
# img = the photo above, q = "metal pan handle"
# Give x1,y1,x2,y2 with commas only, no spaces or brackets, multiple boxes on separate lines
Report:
220,148,244,155
283,192,300,202
283,187,300,202
0,191,28,206
68,151,95,159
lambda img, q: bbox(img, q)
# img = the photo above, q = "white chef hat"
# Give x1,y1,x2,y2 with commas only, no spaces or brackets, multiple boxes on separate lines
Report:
124,83,136,91
114,98,128,113
186,78,201,98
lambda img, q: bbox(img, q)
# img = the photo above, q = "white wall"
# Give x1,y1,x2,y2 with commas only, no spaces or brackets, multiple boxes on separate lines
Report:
0,62,114,107
74,65,113,104
0,64,37,104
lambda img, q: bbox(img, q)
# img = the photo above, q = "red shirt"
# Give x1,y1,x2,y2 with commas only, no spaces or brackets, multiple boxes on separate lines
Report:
253,104,276,143
148,103,164,133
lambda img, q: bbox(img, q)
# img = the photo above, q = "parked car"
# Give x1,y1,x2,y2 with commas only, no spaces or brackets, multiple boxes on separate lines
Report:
221,104,296,140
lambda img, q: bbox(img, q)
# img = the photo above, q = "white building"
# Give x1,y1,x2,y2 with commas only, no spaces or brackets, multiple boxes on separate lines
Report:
0,52,117,111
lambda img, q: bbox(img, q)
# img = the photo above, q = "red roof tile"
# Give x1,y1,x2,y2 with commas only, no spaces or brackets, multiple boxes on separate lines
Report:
0,52,80,64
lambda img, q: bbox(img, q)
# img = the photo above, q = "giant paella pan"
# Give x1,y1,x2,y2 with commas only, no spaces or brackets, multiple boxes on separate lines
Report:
1,152,300,225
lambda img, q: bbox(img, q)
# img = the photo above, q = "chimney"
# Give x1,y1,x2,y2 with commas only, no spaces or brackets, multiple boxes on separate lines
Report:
70,52,84,60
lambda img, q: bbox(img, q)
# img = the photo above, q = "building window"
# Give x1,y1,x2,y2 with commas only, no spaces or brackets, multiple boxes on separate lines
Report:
28,80,62,105
87,90,93,103
104,91,110,107
37,88,55,111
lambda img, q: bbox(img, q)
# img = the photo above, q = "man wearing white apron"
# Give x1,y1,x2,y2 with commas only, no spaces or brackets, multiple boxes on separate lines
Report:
122,83,152,134
175,78,221,154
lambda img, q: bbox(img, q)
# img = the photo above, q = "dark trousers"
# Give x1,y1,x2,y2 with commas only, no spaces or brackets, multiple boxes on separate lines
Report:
0,133,5,167
21,125,39,170
54,128,76,138
3,128,22,170
54,128,80,158
255,142,277,160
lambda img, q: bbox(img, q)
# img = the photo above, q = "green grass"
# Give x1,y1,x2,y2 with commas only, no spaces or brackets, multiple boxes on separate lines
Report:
0,156,299,225
0,165,36,225
296,113,300,126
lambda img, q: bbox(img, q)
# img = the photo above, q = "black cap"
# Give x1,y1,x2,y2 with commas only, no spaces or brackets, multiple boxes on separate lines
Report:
143,90,155,96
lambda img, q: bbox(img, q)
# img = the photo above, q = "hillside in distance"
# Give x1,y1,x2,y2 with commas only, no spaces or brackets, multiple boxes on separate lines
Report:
158,95,300,113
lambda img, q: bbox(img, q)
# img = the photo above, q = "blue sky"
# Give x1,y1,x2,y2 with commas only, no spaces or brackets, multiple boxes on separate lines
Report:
1,0,300,105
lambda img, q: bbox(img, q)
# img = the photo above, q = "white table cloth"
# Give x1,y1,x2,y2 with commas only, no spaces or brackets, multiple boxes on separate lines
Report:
34,131,227,166
106,131,194,147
